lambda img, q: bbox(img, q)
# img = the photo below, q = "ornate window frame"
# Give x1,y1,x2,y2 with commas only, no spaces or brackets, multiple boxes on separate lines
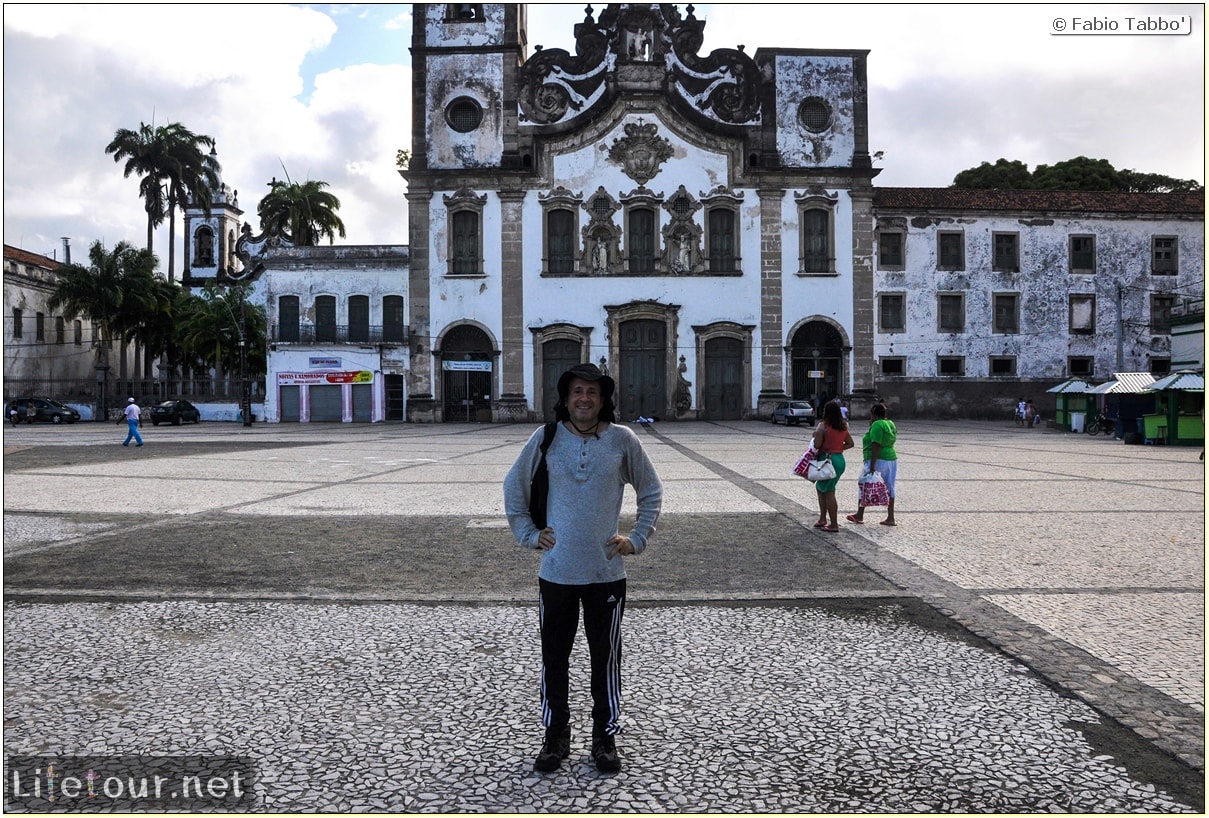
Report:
442,186,487,277
539,186,582,276
701,186,743,275
619,187,665,275
795,190,839,276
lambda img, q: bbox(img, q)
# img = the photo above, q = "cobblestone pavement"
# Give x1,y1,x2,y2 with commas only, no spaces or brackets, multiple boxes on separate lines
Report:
3,418,1204,812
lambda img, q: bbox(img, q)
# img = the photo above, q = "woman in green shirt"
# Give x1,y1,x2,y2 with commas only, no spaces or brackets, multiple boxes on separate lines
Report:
847,402,898,526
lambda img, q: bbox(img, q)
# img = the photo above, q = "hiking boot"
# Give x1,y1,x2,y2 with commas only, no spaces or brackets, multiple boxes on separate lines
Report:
591,733,621,773
533,726,570,772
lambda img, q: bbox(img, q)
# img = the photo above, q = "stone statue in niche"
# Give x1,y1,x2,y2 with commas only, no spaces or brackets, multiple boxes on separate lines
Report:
592,235,610,273
671,231,692,274
626,27,651,61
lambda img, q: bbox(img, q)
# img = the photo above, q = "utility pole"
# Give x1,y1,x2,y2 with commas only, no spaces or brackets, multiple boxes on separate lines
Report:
240,286,252,427
1116,284,1124,372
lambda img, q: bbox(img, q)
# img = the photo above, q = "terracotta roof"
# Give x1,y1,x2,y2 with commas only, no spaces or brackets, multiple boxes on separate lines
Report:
3,245,61,269
872,188,1205,215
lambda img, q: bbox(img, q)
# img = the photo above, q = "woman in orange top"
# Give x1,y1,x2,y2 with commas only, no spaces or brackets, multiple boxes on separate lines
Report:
811,400,855,532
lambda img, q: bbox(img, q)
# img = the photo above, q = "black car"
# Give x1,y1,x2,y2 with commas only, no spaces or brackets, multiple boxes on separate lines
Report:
150,399,201,426
6,397,81,424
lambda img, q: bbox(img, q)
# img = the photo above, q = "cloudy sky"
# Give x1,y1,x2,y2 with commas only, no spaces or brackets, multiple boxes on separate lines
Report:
4,3,1204,274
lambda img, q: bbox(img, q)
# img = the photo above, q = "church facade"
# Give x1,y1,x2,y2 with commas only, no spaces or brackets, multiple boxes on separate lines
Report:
404,3,880,423
230,3,1200,424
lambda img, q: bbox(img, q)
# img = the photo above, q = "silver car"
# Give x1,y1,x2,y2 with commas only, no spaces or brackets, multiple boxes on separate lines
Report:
771,400,815,426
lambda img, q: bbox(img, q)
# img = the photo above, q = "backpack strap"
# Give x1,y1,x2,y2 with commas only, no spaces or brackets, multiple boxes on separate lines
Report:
539,421,557,455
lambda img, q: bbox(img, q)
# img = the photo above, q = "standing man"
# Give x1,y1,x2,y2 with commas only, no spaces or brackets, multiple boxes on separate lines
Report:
504,363,663,774
121,397,144,447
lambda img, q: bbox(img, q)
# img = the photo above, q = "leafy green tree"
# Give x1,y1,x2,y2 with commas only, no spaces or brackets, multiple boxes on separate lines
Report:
952,155,1203,193
106,121,219,282
133,276,192,382
257,177,347,246
46,240,159,371
951,158,1032,189
1117,169,1204,193
176,282,267,380
1030,156,1120,190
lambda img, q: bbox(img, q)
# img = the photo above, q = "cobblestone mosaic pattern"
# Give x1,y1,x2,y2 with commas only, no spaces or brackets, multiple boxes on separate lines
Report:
3,600,1197,813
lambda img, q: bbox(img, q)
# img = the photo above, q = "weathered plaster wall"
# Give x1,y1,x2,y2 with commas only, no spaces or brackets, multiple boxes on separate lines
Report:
871,211,1203,417
423,4,507,48
774,55,857,167
426,54,505,169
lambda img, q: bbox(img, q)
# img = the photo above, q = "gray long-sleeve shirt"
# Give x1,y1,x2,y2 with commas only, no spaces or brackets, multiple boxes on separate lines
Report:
504,422,663,585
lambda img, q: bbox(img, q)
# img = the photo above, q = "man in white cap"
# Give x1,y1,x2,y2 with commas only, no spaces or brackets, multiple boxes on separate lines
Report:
121,397,143,447
504,362,663,774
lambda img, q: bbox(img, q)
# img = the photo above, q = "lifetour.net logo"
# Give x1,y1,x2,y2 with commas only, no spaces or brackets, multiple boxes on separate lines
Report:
5,755,258,811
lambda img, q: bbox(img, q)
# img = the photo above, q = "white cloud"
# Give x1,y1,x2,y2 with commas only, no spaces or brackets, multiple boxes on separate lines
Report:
3,3,1203,273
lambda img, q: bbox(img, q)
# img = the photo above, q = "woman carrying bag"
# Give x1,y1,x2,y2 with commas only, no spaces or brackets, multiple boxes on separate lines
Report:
848,402,898,526
811,400,855,532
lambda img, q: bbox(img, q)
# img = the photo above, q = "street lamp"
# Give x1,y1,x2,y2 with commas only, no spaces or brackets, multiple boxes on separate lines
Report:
95,364,110,422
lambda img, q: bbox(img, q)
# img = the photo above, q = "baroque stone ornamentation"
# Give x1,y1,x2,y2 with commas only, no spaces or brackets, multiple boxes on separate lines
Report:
517,4,762,128
607,121,674,186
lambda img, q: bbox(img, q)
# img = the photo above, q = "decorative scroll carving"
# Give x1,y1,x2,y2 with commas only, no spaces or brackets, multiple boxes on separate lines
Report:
667,6,761,125
232,223,293,281
517,7,610,124
517,4,763,129
607,120,674,185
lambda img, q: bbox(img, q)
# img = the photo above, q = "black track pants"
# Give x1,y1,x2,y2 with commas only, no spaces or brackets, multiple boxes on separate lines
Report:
538,577,627,737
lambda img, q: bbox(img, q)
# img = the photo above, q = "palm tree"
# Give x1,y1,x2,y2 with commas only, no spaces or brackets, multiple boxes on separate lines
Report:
104,123,169,251
175,280,243,379
47,240,159,371
257,177,347,245
129,275,187,387
106,121,218,282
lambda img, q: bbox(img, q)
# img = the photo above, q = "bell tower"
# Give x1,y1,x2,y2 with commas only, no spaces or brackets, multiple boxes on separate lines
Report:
409,3,525,172
182,145,244,289
404,4,527,422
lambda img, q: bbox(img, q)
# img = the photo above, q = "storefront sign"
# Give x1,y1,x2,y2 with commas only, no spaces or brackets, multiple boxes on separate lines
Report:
277,371,374,385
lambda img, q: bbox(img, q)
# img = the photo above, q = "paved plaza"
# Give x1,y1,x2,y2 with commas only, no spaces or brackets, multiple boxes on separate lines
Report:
2,417,1204,811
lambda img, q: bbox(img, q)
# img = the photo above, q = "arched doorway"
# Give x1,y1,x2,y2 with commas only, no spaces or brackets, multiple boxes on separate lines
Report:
541,338,582,420
618,319,667,420
440,324,494,422
703,336,744,419
789,321,844,409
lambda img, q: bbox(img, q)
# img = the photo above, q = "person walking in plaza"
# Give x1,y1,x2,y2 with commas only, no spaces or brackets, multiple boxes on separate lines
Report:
504,363,663,774
847,402,898,526
811,399,854,532
120,397,144,446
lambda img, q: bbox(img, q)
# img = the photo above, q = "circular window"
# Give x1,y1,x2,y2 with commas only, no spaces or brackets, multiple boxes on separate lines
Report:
445,97,483,133
798,97,832,133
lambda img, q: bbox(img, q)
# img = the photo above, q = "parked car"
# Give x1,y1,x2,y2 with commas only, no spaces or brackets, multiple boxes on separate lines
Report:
6,397,81,424
150,399,201,426
771,400,815,426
